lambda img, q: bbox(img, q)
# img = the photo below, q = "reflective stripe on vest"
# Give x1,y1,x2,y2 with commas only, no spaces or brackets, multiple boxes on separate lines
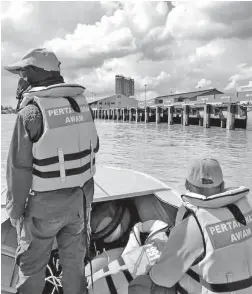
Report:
23,88,98,192
178,269,252,293
88,254,134,294
176,188,252,294
87,220,169,293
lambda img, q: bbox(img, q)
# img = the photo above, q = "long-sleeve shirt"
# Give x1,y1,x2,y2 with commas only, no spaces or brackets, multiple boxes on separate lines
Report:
149,215,204,288
6,104,99,220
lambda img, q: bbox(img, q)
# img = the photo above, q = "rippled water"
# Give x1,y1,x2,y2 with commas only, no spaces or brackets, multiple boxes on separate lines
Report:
1,115,252,198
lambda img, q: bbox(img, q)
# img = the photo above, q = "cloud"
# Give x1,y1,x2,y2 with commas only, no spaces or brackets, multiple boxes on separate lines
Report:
43,1,173,69
238,81,252,92
1,1,33,30
195,79,212,89
165,1,252,40
1,1,252,107
225,64,252,91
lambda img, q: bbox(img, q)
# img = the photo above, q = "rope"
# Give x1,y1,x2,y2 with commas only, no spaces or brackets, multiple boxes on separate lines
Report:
1,186,7,196
82,187,94,290
45,264,62,293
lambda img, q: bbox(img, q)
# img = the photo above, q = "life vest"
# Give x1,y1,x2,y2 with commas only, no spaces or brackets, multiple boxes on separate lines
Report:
21,83,98,192
86,220,169,294
176,186,252,294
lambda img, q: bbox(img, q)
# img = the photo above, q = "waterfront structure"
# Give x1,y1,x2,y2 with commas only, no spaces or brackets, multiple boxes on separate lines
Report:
115,75,135,97
149,88,223,106
90,90,252,130
90,94,138,109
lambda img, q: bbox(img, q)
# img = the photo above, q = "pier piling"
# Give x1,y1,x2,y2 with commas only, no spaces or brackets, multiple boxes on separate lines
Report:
204,104,211,128
156,107,161,124
221,119,226,128
135,108,138,122
122,108,125,121
129,108,132,121
145,108,149,123
227,104,236,130
168,106,174,125
199,117,203,126
183,105,189,126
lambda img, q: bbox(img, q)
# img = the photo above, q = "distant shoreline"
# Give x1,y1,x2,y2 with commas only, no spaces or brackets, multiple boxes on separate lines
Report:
1,106,16,114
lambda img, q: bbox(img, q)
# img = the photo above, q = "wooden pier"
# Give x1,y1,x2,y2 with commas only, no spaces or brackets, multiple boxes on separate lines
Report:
91,91,252,130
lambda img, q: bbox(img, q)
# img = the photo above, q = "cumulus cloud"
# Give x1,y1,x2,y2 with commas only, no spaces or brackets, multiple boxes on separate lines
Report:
195,79,212,89
225,64,252,91
238,81,252,92
1,1,252,107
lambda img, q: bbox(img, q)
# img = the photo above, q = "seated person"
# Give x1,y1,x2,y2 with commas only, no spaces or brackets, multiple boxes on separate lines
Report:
129,158,252,294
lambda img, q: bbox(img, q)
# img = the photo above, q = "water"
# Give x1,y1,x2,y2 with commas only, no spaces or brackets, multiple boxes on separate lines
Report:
1,115,252,199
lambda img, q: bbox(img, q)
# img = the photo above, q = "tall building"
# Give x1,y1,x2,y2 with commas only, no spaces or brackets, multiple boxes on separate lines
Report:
115,75,134,97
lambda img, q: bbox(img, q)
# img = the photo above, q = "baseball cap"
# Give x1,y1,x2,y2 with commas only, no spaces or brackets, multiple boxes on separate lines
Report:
4,48,61,74
186,158,223,188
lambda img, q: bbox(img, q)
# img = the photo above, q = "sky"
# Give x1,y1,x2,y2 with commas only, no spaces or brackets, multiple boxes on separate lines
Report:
1,0,252,107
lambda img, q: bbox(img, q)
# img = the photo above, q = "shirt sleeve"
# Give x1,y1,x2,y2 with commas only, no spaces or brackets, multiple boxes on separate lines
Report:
5,105,42,220
149,215,204,288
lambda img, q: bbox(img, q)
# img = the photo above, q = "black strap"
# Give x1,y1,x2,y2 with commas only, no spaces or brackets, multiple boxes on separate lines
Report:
117,256,125,266
33,158,95,178
187,269,252,293
176,283,188,294
182,209,206,266
33,148,94,166
226,203,247,226
182,209,192,220
64,96,81,113
122,270,133,283
105,275,118,294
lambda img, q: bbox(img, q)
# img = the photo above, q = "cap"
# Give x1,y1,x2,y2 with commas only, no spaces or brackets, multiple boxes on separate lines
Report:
186,158,223,188
4,48,61,74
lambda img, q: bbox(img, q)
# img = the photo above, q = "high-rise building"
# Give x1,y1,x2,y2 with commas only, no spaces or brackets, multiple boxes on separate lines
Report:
115,75,134,97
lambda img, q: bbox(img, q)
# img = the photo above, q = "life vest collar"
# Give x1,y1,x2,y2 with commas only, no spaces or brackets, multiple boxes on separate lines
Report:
25,83,85,97
181,186,249,208
20,83,86,109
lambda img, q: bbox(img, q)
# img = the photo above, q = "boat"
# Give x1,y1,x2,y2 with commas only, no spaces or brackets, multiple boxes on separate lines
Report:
1,166,182,294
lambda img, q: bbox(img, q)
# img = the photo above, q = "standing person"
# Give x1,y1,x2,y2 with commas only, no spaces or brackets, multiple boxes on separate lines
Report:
129,158,252,294
4,48,99,294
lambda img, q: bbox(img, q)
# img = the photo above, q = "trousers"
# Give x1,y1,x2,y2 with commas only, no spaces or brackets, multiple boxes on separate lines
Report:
128,275,176,294
15,178,95,294
15,205,87,294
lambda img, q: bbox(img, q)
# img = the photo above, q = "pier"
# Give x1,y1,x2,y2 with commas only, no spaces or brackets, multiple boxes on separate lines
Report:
90,91,252,130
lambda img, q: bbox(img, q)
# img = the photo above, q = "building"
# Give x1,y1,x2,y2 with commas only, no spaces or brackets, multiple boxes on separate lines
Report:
138,88,223,107
115,75,135,97
155,88,223,104
89,94,138,110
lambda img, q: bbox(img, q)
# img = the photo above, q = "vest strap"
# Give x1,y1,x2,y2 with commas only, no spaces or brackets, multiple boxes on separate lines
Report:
176,283,188,294
226,203,247,226
58,148,66,182
33,148,95,166
105,275,118,294
33,158,95,178
122,270,133,283
187,269,252,292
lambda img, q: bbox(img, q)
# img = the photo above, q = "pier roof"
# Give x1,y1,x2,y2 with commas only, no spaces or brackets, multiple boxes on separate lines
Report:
155,88,223,101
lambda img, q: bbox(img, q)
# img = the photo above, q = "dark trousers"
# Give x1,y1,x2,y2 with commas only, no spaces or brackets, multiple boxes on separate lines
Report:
128,275,176,294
